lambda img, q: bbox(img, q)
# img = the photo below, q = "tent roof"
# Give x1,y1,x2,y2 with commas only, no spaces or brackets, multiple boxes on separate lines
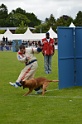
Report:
24,27,32,35
0,28,13,41
69,22,75,27
4,28,12,35
48,27,57,38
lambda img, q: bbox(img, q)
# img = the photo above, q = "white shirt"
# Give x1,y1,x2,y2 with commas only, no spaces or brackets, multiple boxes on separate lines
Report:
17,47,38,64
47,38,50,42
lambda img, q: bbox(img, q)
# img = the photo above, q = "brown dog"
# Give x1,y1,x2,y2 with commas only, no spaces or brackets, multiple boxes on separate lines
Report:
20,77,59,96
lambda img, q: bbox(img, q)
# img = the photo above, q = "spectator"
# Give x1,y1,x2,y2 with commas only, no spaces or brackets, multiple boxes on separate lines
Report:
41,32,55,74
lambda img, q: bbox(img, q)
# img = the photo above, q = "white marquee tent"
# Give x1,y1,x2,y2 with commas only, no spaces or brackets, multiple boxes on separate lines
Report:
0,27,57,41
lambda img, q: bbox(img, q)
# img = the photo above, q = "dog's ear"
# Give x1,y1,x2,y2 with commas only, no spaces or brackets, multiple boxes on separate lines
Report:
20,80,25,89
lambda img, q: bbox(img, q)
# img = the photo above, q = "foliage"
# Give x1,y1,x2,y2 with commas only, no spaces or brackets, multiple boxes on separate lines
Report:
34,23,48,33
34,14,56,33
15,21,27,34
6,13,30,27
13,7,26,15
0,3,82,33
26,12,41,27
55,15,73,27
12,7,41,27
74,11,82,26
45,14,56,27
0,5,41,27
0,30,5,34
34,14,73,33
0,4,8,26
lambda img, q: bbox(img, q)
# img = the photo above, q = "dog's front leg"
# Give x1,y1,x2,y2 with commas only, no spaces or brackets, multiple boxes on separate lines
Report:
23,88,33,96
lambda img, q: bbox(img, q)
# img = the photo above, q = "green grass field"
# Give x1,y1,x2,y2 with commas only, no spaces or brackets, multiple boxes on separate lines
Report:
0,50,82,124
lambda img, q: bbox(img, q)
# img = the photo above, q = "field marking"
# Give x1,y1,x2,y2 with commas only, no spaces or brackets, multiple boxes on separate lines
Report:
28,95,82,99
26,89,82,99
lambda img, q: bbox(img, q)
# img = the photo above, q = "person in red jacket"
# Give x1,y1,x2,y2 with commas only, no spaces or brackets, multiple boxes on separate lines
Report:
42,32,55,74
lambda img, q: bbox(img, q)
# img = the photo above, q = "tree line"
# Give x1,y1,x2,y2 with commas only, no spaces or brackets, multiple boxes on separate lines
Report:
0,4,82,33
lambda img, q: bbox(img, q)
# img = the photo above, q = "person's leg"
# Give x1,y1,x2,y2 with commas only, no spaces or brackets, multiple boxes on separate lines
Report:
44,55,49,74
9,66,28,87
15,65,33,86
48,55,52,73
9,62,38,88
23,62,38,80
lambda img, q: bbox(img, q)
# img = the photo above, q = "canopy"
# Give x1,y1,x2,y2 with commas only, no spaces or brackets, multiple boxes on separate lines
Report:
48,27,57,38
0,28,13,41
24,27,33,35
4,28,12,35
69,22,75,27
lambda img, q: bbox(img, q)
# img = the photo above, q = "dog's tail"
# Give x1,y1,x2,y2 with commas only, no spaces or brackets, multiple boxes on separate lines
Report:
48,80,59,82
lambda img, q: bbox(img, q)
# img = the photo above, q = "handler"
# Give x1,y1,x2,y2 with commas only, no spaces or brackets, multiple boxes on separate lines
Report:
9,44,42,93
42,32,55,74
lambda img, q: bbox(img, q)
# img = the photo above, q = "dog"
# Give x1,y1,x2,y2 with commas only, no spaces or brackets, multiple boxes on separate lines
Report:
20,77,59,96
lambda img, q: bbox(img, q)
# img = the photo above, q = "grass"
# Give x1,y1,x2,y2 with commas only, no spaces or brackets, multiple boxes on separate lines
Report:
0,50,82,124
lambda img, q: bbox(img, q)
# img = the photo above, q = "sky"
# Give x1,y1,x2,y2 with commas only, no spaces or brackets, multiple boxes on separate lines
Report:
0,0,82,21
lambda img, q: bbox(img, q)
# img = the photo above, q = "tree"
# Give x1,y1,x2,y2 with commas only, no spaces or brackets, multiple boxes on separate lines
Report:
13,7,26,15
45,14,56,26
45,14,56,32
15,21,27,34
6,13,30,27
56,15,73,27
26,12,41,27
0,4,8,26
34,23,48,33
10,8,41,27
34,14,56,33
74,11,82,26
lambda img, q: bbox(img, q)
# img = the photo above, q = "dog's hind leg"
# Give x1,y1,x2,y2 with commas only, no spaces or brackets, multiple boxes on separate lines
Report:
42,83,49,95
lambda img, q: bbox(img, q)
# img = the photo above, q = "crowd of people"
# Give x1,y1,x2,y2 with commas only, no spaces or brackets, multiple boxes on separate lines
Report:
0,36,12,51
0,37,42,51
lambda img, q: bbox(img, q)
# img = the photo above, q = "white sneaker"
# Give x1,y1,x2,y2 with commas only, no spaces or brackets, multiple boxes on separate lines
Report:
36,89,42,94
9,82,18,88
